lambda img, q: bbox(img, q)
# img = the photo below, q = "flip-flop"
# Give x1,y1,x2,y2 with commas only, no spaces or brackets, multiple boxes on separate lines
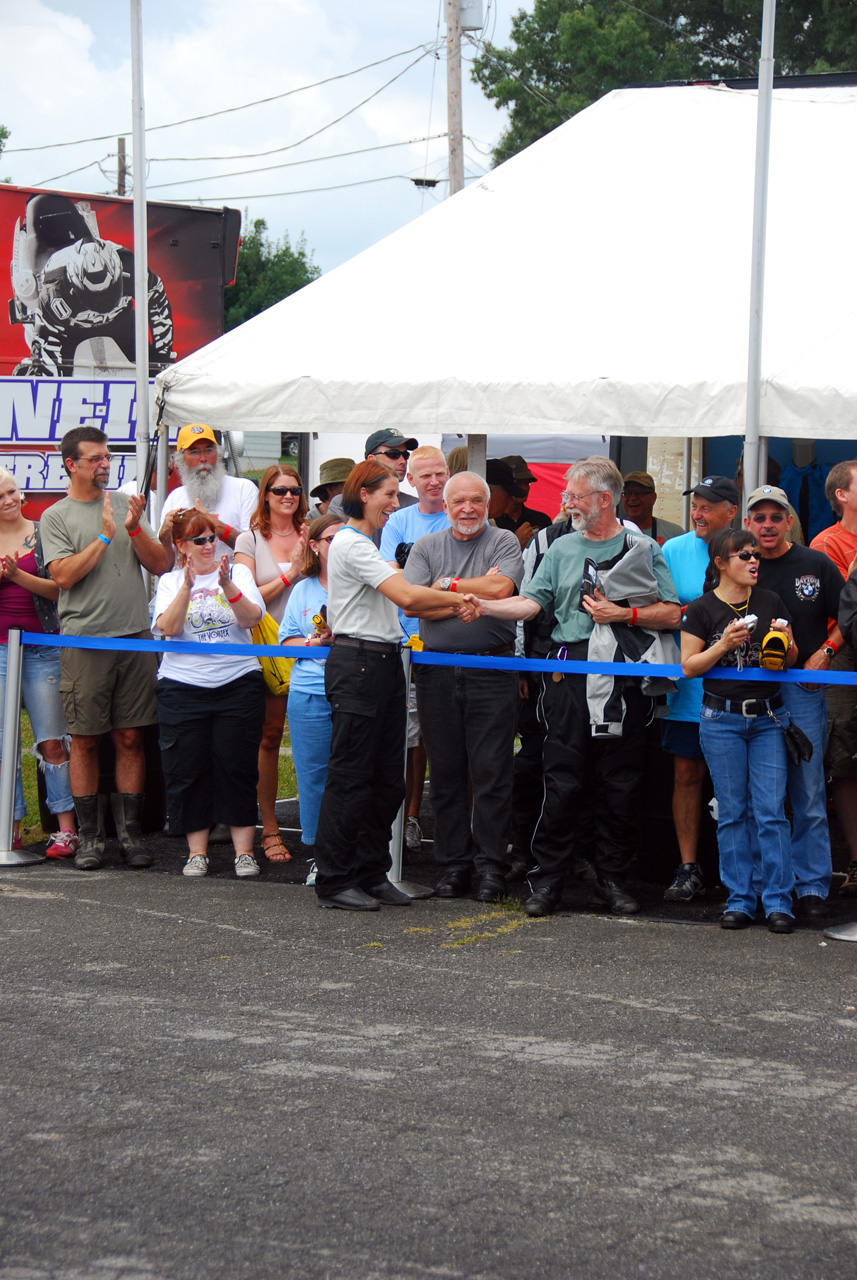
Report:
261,832,292,863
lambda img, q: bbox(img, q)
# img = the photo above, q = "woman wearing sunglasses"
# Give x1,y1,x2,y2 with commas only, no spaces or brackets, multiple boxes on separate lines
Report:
153,509,266,879
234,465,308,864
681,527,798,932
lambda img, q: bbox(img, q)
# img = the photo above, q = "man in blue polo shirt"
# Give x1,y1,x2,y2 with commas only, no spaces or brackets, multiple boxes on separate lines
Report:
379,446,450,854
661,475,739,902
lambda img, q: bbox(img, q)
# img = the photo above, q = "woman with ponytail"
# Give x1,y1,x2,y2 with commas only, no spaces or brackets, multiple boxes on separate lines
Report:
681,527,798,933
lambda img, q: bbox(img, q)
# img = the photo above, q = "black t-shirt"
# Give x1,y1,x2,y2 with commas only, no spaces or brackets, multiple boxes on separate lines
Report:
755,544,842,669
682,585,792,699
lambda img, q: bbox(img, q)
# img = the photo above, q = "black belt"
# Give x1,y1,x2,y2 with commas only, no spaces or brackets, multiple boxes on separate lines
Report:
423,644,514,658
332,635,401,655
703,691,782,718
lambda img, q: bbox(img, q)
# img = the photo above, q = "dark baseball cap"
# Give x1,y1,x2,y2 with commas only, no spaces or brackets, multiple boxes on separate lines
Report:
683,475,740,505
486,458,527,498
364,429,418,457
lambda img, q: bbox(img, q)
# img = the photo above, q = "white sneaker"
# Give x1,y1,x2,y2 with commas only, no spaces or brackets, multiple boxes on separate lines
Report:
183,855,209,878
235,854,260,878
404,816,423,854
305,861,317,886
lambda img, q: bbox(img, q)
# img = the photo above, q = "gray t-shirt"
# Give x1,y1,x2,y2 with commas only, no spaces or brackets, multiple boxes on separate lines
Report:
403,525,523,651
39,491,155,637
326,526,400,643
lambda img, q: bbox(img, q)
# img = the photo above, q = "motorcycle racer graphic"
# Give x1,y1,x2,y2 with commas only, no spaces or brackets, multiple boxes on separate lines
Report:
9,192,174,376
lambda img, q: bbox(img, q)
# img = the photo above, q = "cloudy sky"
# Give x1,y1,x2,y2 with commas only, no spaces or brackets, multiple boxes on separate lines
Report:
1,0,518,273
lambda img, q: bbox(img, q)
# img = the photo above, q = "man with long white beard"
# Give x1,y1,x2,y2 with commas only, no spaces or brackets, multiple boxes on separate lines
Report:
159,424,258,569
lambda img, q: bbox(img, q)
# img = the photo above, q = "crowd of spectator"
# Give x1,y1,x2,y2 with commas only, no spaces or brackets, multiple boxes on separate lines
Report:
3,424,857,934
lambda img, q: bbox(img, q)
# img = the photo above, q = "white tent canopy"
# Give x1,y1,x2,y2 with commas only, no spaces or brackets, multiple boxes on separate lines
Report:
156,83,857,441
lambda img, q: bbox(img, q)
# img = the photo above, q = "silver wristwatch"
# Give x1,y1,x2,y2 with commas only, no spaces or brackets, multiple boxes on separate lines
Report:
439,577,453,591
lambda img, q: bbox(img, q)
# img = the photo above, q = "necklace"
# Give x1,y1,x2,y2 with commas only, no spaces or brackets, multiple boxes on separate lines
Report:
714,587,751,617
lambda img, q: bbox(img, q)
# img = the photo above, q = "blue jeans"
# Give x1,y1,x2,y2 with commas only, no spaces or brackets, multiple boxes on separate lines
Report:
749,684,832,900
700,703,794,918
287,688,332,845
0,642,73,821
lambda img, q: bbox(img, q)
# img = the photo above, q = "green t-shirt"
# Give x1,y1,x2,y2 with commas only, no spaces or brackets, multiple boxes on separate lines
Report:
39,491,154,637
522,528,678,646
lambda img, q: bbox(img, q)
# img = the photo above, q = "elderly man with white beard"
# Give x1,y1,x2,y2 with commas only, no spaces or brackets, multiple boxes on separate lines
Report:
159,424,258,569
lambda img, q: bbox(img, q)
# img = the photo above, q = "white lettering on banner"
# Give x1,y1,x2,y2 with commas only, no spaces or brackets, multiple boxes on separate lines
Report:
0,377,173,444
2,451,136,491
0,381,57,440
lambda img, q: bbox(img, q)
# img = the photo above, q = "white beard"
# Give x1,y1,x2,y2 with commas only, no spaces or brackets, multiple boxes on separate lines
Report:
175,453,226,510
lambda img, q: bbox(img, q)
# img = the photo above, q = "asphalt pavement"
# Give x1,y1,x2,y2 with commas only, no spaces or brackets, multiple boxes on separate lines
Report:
1,814,856,1280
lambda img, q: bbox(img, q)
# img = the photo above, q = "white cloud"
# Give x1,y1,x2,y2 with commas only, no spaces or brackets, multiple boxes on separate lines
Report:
1,0,513,270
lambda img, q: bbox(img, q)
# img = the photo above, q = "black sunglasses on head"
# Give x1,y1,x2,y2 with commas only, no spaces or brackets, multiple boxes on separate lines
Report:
268,485,302,497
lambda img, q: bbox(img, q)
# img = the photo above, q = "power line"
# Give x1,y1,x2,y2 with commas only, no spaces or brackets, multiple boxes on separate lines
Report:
3,44,436,154
145,134,449,191
168,174,415,202
32,157,110,187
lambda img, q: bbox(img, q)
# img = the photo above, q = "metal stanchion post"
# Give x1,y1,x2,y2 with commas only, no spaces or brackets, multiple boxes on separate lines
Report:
0,629,45,866
389,644,432,899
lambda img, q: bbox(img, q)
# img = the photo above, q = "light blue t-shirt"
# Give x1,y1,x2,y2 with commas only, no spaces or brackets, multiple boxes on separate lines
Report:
279,576,328,696
379,505,450,639
662,531,710,722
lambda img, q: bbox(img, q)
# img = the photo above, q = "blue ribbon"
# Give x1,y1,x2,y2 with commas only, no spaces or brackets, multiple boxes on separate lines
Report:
16,631,857,685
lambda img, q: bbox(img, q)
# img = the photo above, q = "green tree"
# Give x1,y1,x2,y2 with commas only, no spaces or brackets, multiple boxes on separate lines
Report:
472,1,857,165
224,217,321,331
1,124,10,183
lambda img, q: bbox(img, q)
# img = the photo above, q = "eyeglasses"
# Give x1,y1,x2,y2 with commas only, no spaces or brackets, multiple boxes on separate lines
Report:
268,485,302,497
184,443,217,456
729,550,762,561
374,449,409,461
77,452,111,465
189,534,217,546
749,511,786,524
318,533,337,544
563,490,602,504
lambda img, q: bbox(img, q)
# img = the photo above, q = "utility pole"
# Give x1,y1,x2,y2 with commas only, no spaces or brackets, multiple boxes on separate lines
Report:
446,0,464,196
117,136,127,196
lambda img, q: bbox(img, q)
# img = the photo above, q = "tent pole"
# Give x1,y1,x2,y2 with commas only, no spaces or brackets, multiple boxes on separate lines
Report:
467,434,486,478
682,438,692,529
743,0,777,512
130,0,150,512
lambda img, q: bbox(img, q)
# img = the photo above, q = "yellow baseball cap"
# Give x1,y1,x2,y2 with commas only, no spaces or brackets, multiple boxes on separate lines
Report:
176,423,218,451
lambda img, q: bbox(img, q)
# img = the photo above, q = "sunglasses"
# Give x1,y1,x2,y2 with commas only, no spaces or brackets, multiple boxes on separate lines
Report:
749,511,786,523
189,534,217,546
268,485,302,497
729,550,762,561
374,449,409,461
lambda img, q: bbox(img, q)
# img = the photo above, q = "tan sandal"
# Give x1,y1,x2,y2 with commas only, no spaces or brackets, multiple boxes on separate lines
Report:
262,832,292,863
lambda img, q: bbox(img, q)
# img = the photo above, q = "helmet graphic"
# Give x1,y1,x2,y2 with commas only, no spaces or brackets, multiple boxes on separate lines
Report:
65,239,122,293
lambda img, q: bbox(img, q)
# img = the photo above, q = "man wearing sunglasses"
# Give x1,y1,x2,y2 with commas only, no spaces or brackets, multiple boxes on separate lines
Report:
328,429,420,547
746,485,844,918
159,423,257,569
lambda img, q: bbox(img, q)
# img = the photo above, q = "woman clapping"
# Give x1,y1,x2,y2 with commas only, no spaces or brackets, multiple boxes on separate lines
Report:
154,509,265,879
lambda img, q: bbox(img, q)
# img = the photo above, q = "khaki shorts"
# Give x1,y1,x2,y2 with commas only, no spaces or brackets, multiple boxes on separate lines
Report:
60,631,158,736
825,647,857,779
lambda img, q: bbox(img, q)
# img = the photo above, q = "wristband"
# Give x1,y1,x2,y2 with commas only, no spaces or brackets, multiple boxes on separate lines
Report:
127,525,142,537
221,525,232,543
827,638,839,655
98,534,111,546
226,589,243,604
630,607,638,625
305,637,312,646
281,574,291,588
450,578,460,593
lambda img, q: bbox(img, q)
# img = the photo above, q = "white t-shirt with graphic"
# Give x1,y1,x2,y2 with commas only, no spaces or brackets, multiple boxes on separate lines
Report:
153,562,264,688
